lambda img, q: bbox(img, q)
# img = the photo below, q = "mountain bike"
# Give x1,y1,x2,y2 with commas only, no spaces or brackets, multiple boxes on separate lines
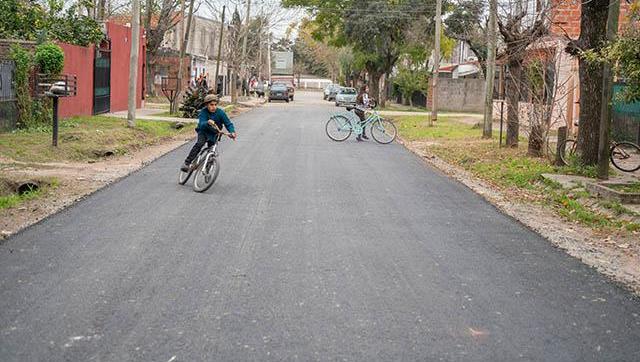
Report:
178,124,233,192
325,105,397,144
559,138,640,172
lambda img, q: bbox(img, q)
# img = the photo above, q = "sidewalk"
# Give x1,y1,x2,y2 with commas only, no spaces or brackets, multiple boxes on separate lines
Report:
105,97,266,123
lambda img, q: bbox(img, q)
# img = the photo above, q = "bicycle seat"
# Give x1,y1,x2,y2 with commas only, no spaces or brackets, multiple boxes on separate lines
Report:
345,106,354,111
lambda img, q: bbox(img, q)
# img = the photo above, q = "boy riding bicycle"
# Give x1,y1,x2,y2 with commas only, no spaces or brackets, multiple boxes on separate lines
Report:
180,94,237,172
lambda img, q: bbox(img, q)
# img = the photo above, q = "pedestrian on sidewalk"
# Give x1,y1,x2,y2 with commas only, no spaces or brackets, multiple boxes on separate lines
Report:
355,84,371,141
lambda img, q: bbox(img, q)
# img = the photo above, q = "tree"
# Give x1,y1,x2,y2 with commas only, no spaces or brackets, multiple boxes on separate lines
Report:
497,3,549,148
444,0,487,73
284,0,433,106
565,0,610,165
585,3,640,103
144,0,182,97
0,0,103,46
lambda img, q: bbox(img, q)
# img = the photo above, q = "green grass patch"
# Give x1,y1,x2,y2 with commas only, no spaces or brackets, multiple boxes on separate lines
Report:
381,103,429,112
394,115,482,141
0,116,191,163
471,157,555,189
0,178,58,210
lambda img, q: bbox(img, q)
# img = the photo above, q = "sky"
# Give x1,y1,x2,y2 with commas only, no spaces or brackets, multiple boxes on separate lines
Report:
199,0,307,40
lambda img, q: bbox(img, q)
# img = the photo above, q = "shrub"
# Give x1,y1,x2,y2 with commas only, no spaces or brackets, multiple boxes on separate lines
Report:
35,42,64,75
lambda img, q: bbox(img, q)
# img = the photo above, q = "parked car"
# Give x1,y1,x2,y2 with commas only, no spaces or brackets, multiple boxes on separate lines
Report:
323,84,339,100
273,82,294,101
327,85,342,101
335,87,357,106
269,83,289,103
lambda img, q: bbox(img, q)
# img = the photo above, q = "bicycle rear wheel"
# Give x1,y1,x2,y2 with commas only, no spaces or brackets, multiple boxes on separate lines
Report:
610,141,640,172
193,156,220,192
559,139,578,166
370,118,397,144
325,116,352,141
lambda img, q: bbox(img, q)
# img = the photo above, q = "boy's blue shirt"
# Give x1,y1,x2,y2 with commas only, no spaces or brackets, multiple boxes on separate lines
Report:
196,107,235,142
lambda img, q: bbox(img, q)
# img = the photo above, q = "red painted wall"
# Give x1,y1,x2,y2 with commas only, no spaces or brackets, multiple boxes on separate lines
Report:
551,0,632,39
57,43,95,118
107,22,145,112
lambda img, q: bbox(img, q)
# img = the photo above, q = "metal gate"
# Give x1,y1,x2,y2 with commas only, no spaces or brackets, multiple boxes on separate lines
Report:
0,60,18,131
93,47,111,114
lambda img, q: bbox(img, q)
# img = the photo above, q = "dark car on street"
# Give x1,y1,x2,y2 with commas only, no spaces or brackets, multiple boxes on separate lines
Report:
269,83,289,103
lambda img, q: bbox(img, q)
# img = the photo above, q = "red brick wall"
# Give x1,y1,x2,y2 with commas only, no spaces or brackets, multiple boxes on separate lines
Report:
57,42,95,118
107,22,145,112
551,0,632,39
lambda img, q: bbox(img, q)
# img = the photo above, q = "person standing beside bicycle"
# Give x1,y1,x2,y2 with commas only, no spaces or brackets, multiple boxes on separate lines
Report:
355,84,373,142
180,94,237,172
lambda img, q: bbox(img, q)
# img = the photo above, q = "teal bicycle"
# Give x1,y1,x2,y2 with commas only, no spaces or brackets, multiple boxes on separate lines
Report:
325,105,397,144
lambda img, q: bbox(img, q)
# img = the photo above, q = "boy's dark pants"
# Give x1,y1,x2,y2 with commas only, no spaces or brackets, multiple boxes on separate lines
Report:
184,133,216,165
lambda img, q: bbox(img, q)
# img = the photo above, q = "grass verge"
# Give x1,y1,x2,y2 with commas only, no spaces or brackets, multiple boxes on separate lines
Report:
0,116,191,163
391,115,640,234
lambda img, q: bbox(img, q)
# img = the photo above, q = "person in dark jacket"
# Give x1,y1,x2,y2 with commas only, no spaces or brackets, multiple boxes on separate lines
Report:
355,84,371,141
180,94,236,172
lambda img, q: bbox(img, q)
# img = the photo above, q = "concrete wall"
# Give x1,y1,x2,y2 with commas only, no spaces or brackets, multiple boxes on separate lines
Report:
428,78,485,113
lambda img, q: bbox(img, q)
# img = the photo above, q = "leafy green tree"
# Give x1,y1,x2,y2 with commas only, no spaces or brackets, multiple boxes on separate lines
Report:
444,0,487,72
284,0,434,106
592,4,640,103
0,0,103,46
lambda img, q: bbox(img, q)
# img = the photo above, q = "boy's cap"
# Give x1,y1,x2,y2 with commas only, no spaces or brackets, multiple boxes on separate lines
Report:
204,94,219,104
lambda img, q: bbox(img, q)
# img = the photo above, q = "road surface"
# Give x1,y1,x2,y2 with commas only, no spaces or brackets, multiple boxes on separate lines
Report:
1,91,639,361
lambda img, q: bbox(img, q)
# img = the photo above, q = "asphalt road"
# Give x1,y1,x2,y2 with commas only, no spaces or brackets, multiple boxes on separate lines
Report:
1,91,639,361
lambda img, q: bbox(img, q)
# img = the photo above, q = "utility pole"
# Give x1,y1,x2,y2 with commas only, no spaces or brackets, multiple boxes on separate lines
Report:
482,0,497,139
175,0,195,112
240,0,251,95
430,0,442,126
267,33,271,83
598,0,621,179
127,0,141,127
214,5,226,95
179,0,185,50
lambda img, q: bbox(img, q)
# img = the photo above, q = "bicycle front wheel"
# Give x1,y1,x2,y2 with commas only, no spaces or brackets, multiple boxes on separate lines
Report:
559,139,578,166
178,165,194,185
193,156,220,192
370,118,397,144
610,141,640,172
325,116,352,141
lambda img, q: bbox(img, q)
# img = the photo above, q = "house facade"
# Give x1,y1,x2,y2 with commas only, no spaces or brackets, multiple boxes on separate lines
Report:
159,15,230,95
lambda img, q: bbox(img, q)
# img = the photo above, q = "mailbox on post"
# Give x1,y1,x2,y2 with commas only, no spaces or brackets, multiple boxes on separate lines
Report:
36,74,78,147
161,76,179,115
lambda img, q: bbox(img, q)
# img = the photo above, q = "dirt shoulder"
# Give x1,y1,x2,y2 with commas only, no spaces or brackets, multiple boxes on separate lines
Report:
0,103,258,240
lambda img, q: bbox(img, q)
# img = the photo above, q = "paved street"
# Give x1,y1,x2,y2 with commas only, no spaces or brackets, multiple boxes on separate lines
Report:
1,91,639,361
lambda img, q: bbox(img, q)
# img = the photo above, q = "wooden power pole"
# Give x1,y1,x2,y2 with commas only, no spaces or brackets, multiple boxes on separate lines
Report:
598,0,621,179
214,5,226,95
127,0,141,127
175,0,195,112
482,0,497,139
240,0,251,95
430,0,442,126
